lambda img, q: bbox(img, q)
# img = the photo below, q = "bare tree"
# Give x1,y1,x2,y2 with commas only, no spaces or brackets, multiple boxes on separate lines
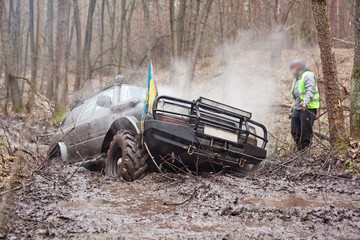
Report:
190,0,200,52
82,0,97,83
73,0,82,91
1,0,22,111
229,0,238,40
187,0,213,83
312,0,345,145
125,0,135,66
45,0,55,99
329,0,338,37
142,0,151,59
117,0,127,74
217,0,224,46
176,0,186,57
28,0,40,113
65,7,74,98
55,0,70,111
169,0,175,57
106,0,116,67
99,0,105,88
351,0,360,138
13,0,21,77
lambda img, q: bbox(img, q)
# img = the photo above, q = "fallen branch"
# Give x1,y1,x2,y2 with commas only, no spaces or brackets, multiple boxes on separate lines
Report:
62,144,87,184
159,155,194,176
164,187,198,206
314,131,330,141
73,155,105,167
0,182,32,196
333,37,355,45
144,142,177,181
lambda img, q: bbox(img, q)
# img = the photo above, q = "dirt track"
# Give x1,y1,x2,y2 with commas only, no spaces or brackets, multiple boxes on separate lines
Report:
3,161,359,239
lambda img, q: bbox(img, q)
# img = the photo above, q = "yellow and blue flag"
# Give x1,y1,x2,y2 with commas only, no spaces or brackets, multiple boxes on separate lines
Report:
141,60,158,133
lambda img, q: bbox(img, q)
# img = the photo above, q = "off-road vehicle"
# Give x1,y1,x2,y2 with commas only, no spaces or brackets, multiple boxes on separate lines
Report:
49,75,268,181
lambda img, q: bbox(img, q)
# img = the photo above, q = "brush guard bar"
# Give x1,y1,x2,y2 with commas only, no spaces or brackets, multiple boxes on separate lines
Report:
152,95,268,149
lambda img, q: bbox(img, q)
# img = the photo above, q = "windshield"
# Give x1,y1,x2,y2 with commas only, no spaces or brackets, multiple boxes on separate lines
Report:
120,84,146,102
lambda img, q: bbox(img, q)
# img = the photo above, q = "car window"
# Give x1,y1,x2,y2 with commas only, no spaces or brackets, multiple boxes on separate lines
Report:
94,88,114,113
61,103,84,127
78,98,97,122
120,85,146,102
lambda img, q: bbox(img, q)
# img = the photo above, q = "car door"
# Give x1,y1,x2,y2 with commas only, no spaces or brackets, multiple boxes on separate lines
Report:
59,102,85,162
86,88,114,156
74,88,114,158
74,96,99,158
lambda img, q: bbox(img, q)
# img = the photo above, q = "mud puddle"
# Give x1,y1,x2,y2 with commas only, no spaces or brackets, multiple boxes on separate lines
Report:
5,166,360,239
244,192,358,209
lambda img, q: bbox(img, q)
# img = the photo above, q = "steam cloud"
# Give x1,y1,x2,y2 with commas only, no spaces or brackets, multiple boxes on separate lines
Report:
157,30,287,126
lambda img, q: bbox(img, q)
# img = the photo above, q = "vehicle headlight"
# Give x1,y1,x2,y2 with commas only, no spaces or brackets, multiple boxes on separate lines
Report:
157,99,165,110
156,100,189,120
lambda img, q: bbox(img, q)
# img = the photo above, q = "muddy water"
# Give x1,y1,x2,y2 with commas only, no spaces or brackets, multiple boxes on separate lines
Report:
245,192,356,209
7,166,360,239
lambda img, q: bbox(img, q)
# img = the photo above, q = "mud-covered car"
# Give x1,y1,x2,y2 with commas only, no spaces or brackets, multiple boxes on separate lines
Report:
49,75,268,181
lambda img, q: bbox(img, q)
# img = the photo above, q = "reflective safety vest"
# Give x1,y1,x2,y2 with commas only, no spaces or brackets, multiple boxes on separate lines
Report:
291,71,320,109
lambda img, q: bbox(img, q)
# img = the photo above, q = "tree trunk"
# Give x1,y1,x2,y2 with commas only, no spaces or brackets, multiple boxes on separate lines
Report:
169,0,175,57
141,0,151,60
81,0,96,83
229,0,238,40
117,0,127,74
40,3,48,92
21,26,29,96
55,0,70,111
99,0,105,88
187,0,213,83
8,0,13,37
45,0,55,99
28,0,40,114
218,0,224,46
0,0,22,111
329,0,338,37
175,0,186,57
183,0,193,57
312,0,345,145
73,0,82,91
351,0,360,139
338,0,345,39
13,0,21,76
65,13,73,102
125,0,135,66
190,0,200,52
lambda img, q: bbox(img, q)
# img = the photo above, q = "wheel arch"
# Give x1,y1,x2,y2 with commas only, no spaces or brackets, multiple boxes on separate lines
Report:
101,116,140,154
48,142,68,162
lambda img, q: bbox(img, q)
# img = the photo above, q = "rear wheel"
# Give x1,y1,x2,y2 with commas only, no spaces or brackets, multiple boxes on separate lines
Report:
105,130,149,181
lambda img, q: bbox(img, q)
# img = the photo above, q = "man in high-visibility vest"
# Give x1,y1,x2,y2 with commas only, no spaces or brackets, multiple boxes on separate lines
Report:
289,59,319,151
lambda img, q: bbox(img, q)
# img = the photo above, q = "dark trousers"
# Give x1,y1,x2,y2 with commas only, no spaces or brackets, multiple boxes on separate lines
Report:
291,109,317,151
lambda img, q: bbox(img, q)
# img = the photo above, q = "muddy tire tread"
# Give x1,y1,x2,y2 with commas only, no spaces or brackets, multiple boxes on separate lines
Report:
105,130,149,181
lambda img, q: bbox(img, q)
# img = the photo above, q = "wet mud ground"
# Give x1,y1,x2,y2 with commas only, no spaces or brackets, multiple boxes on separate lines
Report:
1,117,360,239
5,161,360,239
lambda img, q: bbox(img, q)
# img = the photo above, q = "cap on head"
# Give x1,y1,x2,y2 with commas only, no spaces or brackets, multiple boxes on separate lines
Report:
290,59,306,71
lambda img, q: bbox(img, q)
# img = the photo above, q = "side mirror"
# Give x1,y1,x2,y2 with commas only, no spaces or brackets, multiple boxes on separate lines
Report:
130,98,140,106
97,95,112,108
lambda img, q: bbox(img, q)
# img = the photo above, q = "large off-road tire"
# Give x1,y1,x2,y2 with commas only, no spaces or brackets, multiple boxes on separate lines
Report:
105,130,149,181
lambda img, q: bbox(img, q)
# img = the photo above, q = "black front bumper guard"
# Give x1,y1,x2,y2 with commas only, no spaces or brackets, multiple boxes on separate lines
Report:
144,95,268,166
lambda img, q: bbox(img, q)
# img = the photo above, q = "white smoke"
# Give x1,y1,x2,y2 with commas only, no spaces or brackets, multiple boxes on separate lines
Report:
155,30,287,125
